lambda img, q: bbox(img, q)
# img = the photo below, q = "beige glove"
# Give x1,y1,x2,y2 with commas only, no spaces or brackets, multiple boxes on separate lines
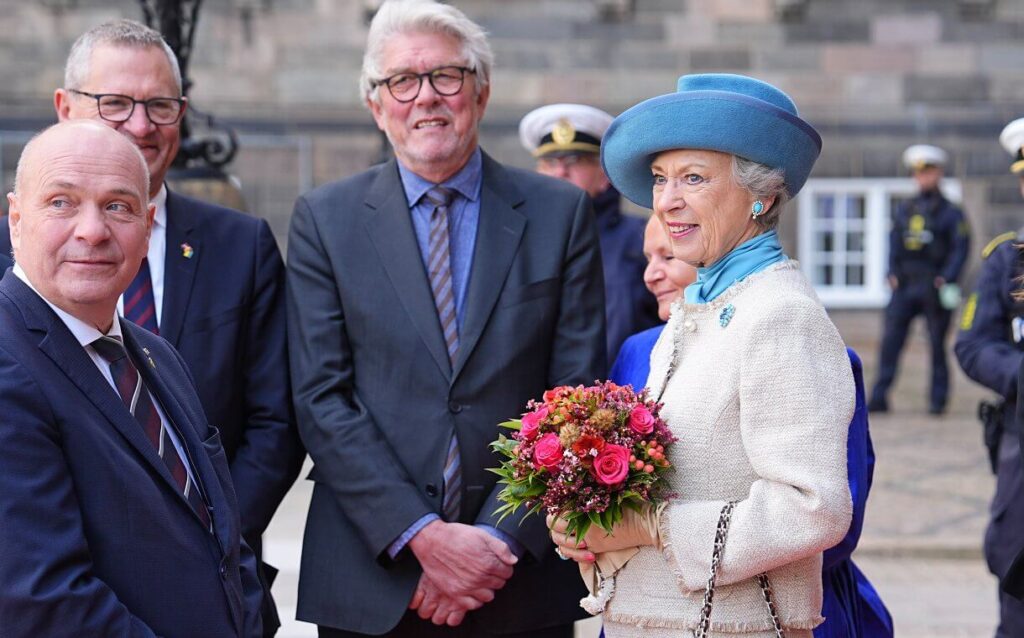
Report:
583,504,664,553
549,504,666,613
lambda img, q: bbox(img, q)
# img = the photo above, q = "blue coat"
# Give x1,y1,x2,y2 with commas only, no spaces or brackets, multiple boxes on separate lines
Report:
610,327,893,638
594,187,660,363
0,252,11,273
0,272,263,637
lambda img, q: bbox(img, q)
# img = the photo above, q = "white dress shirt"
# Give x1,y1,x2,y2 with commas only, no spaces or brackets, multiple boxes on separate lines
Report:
15,263,194,483
117,184,167,326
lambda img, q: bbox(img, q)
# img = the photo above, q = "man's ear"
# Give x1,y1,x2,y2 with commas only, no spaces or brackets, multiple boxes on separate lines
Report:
7,192,21,256
367,97,386,132
54,89,72,121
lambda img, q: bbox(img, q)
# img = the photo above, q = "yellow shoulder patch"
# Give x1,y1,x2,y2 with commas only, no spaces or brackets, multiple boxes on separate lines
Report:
982,231,1017,259
960,292,978,331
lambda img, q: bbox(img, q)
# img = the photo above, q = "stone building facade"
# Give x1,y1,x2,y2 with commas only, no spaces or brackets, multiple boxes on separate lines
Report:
2,0,1024,308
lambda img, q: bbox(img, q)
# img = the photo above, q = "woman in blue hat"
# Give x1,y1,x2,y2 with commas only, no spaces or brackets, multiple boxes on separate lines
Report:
550,74,862,637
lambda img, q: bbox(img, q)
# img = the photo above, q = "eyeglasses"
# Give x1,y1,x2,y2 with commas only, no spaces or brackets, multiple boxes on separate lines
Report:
68,89,185,125
372,66,475,103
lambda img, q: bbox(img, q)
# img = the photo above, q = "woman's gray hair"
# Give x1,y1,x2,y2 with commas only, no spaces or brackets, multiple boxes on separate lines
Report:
360,0,494,105
65,19,182,95
730,155,790,230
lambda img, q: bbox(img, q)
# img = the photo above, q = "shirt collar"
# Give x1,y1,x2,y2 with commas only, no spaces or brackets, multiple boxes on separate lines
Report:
152,183,168,229
397,147,483,207
13,264,122,345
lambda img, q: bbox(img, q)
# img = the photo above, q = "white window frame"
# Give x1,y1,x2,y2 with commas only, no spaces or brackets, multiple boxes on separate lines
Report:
797,178,962,309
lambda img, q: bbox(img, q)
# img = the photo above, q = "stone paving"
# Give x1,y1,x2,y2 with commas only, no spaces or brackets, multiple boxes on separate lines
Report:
264,311,1004,637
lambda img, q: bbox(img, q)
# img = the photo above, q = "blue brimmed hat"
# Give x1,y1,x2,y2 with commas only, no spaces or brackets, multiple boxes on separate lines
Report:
602,73,822,208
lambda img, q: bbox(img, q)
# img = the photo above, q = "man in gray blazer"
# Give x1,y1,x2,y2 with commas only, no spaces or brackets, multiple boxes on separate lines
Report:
286,2,606,637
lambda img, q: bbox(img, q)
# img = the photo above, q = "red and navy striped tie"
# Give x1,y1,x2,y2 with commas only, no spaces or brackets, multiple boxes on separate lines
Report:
123,258,159,334
92,336,211,530
424,186,462,522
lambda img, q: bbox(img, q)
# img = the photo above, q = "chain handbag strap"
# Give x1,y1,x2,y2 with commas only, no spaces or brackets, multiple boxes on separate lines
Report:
693,501,785,638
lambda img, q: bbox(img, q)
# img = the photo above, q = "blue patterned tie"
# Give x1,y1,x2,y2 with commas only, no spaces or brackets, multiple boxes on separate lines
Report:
92,336,211,531
424,186,461,521
123,258,159,334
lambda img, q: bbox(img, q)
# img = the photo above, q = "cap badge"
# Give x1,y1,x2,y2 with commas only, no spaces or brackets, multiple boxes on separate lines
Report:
551,118,576,146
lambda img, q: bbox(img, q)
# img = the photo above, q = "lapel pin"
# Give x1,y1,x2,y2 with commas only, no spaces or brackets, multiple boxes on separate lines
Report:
181,242,194,259
142,347,156,369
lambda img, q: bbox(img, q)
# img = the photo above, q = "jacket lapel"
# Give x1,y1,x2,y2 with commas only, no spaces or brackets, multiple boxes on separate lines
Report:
160,189,199,347
123,324,226,535
0,277,186,500
453,155,526,380
365,161,453,380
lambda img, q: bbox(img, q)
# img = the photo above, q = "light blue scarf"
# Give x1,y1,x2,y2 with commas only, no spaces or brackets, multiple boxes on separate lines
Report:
683,230,786,304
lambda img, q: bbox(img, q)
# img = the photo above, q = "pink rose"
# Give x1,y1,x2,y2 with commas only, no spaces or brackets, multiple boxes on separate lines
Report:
533,433,563,471
593,444,630,486
520,406,548,441
628,405,655,435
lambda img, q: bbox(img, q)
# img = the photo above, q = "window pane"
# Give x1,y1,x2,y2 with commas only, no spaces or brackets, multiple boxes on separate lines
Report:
815,264,833,286
846,264,864,286
816,232,834,253
845,195,865,219
846,233,864,252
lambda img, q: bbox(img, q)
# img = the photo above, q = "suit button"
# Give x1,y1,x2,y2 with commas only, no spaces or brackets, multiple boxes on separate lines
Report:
448,401,463,414
426,484,439,497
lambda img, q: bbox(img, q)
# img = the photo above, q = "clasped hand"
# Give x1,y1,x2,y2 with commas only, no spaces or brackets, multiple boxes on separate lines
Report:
408,521,517,626
547,509,660,563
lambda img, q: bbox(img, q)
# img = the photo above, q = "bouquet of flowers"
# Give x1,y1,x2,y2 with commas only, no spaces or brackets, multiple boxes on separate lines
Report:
489,380,677,549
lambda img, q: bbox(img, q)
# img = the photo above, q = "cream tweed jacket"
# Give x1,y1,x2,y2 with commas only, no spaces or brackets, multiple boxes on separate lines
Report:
603,261,854,637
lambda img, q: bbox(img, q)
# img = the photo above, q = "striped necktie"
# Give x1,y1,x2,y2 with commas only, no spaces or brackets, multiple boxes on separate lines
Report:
91,336,211,530
123,258,159,334
424,186,461,521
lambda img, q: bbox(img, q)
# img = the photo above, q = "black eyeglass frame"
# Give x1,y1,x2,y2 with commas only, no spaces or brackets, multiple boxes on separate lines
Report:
68,89,187,125
371,66,476,103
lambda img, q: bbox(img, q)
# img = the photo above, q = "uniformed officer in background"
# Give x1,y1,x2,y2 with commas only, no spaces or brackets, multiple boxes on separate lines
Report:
868,144,970,415
519,103,659,364
955,117,1024,637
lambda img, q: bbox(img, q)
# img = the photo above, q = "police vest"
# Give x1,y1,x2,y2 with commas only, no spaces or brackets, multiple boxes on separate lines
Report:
897,195,953,278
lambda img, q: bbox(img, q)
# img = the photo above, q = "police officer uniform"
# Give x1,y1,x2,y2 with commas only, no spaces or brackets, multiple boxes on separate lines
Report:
868,145,970,414
519,104,659,363
957,117,1024,636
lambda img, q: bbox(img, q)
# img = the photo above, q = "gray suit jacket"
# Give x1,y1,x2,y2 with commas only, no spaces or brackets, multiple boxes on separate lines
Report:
287,152,607,634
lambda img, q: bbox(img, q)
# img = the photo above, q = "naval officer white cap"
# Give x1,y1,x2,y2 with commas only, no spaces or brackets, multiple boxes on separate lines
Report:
902,144,949,171
519,103,614,158
999,117,1024,174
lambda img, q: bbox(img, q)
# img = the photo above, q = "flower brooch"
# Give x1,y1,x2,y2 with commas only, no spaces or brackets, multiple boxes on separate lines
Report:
719,304,736,328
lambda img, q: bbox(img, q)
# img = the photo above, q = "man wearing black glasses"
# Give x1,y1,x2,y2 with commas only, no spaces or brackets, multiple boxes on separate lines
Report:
286,1,605,637
0,18,304,637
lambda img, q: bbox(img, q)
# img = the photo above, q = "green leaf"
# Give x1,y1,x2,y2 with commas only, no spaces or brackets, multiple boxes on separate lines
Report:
498,419,523,431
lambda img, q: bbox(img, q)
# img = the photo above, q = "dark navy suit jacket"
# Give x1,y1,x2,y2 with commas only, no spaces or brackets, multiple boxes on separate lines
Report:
1,193,301,634
0,272,263,637
0,193,303,546
156,190,303,547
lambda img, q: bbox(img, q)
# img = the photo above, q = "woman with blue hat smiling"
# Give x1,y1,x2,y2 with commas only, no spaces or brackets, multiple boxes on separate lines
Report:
549,74,860,637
